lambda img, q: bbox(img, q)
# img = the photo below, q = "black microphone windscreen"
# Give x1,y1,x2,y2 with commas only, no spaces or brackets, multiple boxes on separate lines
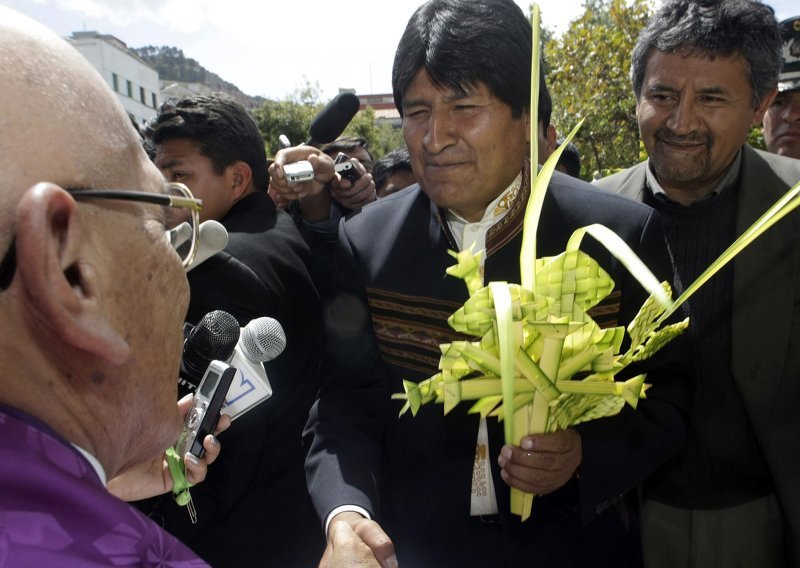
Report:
307,92,360,146
183,310,240,381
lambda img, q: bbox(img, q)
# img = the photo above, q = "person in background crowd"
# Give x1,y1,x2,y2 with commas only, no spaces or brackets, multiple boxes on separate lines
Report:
371,146,418,197
140,94,325,567
763,16,800,159
0,7,227,565
269,0,691,565
555,138,582,178
321,136,376,173
595,1,800,564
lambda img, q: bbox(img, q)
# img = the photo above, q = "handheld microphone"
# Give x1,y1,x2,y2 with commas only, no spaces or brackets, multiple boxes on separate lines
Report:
186,220,229,272
305,92,360,147
167,221,193,250
179,310,240,397
222,317,287,420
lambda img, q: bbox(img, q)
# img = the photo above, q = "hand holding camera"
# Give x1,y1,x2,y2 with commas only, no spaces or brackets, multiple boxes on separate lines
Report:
334,152,363,184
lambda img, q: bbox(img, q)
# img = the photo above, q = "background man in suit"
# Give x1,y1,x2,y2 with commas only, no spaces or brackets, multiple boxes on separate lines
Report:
142,94,325,567
0,7,228,564
763,16,800,160
595,1,800,564
269,0,690,565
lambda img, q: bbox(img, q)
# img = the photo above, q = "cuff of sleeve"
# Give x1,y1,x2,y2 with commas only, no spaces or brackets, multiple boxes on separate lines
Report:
324,504,372,537
299,203,342,234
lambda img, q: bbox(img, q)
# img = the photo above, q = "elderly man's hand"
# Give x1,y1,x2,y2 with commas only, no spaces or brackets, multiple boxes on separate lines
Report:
497,428,582,495
106,394,231,501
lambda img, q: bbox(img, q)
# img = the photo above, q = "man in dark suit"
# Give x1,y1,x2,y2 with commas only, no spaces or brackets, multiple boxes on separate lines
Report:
595,1,800,565
269,1,689,566
142,94,325,567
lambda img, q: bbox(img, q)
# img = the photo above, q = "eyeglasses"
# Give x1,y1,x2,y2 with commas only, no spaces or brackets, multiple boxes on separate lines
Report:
0,182,203,291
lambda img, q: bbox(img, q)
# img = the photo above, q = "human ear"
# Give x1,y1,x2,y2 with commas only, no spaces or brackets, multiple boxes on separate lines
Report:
752,88,778,127
546,124,557,155
14,183,131,365
230,161,253,200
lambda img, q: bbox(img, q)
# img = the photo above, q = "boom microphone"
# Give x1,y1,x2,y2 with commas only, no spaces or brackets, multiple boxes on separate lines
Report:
305,92,361,147
222,317,287,419
179,310,240,397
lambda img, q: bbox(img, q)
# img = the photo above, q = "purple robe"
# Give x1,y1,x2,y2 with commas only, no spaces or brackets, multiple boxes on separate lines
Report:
0,406,209,567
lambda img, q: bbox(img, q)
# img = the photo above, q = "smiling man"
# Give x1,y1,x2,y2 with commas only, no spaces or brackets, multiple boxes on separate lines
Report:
595,1,800,565
287,0,692,566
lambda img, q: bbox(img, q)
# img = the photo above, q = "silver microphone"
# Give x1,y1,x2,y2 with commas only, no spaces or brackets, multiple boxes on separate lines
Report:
222,317,287,419
240,317,286,363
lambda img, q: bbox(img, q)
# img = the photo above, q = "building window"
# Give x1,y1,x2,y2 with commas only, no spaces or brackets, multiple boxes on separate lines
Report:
112,73,119,92
152,93,157,109
140,86,146,104
126,80,132,98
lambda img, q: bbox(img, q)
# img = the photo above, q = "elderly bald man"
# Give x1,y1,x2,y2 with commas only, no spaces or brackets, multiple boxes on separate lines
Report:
0,7,226,565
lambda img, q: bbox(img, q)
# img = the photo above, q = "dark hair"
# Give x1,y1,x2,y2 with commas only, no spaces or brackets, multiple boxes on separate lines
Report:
555,139,581,179
320,136,374,163
372,146,414,191
391,0,552,127
631,0,781,106
144,94,269,192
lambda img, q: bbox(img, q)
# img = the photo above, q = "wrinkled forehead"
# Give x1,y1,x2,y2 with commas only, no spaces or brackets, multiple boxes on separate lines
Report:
0,13,163,198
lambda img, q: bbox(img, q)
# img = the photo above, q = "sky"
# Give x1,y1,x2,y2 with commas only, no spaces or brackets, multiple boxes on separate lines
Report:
2,0,798,102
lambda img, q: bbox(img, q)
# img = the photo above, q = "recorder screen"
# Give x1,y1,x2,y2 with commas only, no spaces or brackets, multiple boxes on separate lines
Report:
199,370,220,397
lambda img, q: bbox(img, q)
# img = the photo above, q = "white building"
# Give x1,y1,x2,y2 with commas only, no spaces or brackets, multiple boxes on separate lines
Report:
68,31,160,127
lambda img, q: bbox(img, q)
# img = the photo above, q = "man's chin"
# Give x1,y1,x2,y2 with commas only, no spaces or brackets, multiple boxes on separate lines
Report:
652,151,708,184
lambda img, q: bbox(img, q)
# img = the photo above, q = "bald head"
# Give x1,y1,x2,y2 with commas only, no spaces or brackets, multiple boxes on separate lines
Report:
0,7,163,239
0,7,189,477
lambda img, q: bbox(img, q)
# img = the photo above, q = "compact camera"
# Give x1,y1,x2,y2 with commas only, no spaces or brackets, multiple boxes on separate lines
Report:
283,160,315,183
333,152,362,184
175,360,236,459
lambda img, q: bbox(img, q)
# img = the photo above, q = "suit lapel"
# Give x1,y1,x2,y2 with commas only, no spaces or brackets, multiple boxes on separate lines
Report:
731,147,798,425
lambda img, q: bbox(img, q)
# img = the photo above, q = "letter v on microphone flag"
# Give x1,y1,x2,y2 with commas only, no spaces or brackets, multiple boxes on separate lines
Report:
220,343,273,420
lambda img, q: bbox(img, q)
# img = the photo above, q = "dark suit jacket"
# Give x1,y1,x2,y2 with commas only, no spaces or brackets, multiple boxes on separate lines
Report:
595,146,800,564
306,171,691,567
161,191,325,567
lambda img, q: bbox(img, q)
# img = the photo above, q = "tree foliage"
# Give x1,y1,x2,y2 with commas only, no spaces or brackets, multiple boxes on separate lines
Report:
544,0,653,178
251,82,404,159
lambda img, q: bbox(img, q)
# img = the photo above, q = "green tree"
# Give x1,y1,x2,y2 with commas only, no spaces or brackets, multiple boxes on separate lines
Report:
251,82,322,156
544,0,653,178
341,107,405,158
251,82,404,159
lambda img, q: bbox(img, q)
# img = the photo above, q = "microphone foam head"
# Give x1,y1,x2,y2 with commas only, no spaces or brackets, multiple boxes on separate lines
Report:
241,317,286,362
189,310,241,361
199,220,229,250
308,92,360,145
